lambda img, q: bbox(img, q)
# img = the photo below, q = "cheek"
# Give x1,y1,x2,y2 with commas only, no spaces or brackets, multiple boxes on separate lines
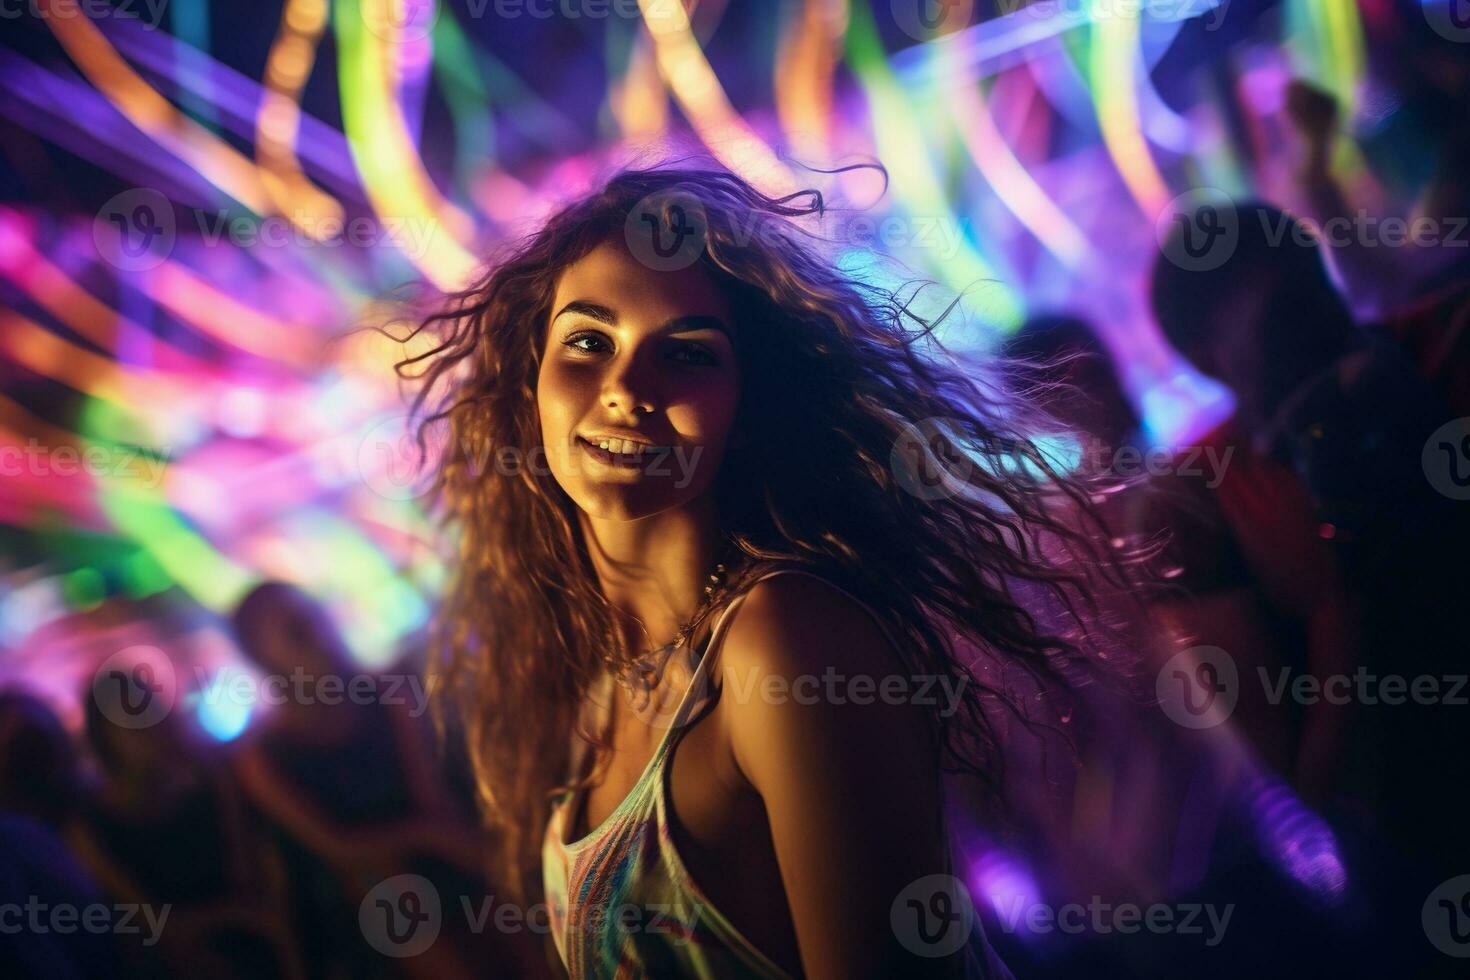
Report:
534,368,578,482
672,375,741,442
536,362,581,433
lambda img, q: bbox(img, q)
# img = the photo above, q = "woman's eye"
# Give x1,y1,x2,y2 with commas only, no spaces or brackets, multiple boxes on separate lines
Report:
670,344,717,366
562,333,717,367
562,333,609,354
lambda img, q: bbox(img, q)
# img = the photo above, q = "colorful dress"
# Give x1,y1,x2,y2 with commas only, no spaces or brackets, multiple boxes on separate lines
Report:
541,565,1013,979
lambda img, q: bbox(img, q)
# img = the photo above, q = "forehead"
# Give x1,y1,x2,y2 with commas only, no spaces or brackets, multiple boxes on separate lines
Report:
550,240,732,324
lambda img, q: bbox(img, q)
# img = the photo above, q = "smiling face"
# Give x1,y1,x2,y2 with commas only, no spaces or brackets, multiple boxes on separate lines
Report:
536,240,741,522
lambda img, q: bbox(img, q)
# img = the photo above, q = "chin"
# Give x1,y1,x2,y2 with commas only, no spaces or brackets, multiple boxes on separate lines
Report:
549,441,725,523
569,484,691,523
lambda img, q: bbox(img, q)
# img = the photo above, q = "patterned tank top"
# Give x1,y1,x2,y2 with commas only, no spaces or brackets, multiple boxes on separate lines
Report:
540,566,1013,980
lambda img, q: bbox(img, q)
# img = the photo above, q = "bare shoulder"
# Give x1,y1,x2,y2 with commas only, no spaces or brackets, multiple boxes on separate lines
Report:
709,570,951,980
717,570,903,684
711,569,940,774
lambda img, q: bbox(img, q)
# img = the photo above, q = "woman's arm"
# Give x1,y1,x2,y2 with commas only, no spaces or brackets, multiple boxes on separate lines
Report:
717,574,965,980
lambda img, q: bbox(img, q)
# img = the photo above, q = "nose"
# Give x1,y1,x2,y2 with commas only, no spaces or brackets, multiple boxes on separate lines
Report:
601,349,658,416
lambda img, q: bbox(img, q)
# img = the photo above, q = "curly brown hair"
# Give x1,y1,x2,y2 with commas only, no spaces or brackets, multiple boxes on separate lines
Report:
385,158,1146,903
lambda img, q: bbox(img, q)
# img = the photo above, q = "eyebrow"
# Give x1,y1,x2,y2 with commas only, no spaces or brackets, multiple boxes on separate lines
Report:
552,300,733,341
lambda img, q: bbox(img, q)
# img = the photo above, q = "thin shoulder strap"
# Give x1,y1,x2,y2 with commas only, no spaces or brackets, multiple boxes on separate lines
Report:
568,564,903,772
564,569,791,775
659,565,825,733
705,566,903,659
696,565,799,672
687,564,935,765
693,565,906,690
719,568,949,847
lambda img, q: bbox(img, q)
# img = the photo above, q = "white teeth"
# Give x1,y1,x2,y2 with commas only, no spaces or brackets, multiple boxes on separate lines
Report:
594,438,644,456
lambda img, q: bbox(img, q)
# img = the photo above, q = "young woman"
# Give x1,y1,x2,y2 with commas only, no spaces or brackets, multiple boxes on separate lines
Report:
396,161,1133,979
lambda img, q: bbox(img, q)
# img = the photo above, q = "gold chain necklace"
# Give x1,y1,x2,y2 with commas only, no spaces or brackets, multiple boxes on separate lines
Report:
606,539,737,698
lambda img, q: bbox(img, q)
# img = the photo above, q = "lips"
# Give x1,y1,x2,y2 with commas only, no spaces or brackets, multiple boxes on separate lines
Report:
576,435,667,469
580,433,655,454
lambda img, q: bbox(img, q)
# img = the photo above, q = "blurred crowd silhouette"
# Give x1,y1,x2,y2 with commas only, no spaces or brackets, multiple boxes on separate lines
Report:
976,74,1470,975
1,582,546,979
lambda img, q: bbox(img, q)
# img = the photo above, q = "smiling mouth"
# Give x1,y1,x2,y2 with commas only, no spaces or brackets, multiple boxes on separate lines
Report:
576,435,672,469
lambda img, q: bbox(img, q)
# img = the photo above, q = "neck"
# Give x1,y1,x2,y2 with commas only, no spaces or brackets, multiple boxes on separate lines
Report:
577,494,726,654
